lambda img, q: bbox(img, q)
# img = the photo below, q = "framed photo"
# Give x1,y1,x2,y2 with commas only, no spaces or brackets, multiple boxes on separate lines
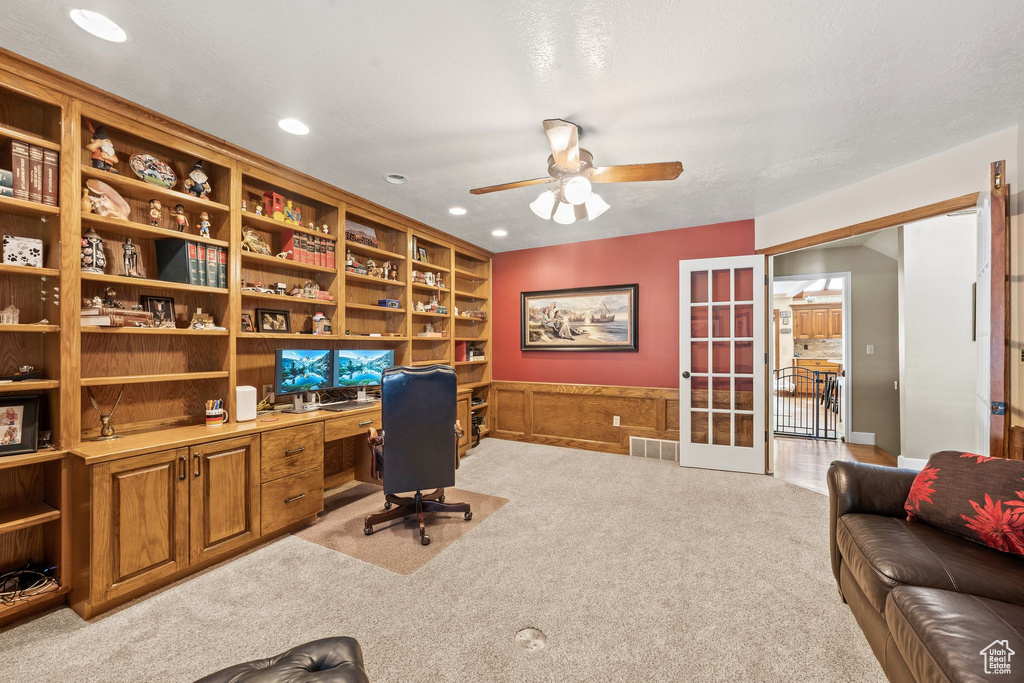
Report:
417,247,428,263
141,295,175,328
255,308,291,333
345,223,378,248
521,284,638,351
241,313,255,333
0,395,40,456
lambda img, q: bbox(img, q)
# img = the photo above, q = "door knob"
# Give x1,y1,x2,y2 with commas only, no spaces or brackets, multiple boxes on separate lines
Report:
682,371,691,379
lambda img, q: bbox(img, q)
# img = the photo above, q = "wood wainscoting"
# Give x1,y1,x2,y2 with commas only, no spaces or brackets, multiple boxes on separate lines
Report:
492,381,679,454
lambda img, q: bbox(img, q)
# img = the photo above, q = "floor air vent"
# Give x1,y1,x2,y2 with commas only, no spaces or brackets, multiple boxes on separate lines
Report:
629,436,679,462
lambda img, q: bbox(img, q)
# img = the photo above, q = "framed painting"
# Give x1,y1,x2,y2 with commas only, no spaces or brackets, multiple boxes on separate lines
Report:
521,284,638,351
0,394,40,456
255,308,291,333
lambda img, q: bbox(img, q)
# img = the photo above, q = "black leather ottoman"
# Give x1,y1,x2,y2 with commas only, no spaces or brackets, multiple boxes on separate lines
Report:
195,637,369,682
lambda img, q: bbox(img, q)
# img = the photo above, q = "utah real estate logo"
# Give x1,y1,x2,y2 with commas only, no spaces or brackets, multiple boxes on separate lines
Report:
980,640,1014,675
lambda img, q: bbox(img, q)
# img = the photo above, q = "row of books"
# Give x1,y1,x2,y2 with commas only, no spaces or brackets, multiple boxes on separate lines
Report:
154,239,228,288
1,140,58,205
80,306,155,328
282,229,335,268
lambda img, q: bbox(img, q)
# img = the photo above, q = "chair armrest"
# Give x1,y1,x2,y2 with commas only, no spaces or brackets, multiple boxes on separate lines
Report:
827,460,918,586
367,428,383,481
454,420,464,470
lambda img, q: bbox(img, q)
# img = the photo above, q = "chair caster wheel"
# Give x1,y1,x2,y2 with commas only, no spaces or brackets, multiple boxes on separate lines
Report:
364,526,373,535
438,495,445,503
384,501,391,510
421,535,431,546
465,511,473,521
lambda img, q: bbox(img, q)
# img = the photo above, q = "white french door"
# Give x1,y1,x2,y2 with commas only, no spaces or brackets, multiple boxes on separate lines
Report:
679,256,766,474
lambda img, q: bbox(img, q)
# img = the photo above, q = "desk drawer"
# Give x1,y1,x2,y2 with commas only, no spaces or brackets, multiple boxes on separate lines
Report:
261,423,323,483
261,467,323,535
324,411,381,443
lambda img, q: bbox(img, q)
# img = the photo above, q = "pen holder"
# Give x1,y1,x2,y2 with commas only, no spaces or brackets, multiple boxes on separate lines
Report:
205,408,227,427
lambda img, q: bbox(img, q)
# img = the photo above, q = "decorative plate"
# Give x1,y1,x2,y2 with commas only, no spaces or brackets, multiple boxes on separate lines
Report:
128,153,177,189
85,178,131,220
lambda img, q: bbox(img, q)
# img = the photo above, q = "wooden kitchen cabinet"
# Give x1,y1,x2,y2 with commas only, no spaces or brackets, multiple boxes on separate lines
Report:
189,435,260,565
829,308,843,338
794,309,813,340
792,304,843,340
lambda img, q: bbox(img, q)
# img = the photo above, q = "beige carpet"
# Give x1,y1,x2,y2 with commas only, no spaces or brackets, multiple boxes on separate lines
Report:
296,484,508,574
0,439,884,682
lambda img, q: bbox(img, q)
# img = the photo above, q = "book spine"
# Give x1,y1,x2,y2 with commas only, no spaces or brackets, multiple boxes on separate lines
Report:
0,186,12,198
217,247,227,288
319,238,326,267
205,245,218,287
41,150,58,206
27,145,43,203
0,168,12,188
326,240,335,269
306,235,315,265
187,242,200,285
294,232,305,263
312,237,319,266
196,244,207,286
3,140,29,201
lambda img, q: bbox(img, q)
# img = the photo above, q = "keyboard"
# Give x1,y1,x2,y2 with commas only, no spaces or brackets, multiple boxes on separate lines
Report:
319,401,376,412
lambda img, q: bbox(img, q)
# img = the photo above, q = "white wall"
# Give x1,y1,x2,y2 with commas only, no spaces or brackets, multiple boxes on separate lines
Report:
899,215,978,459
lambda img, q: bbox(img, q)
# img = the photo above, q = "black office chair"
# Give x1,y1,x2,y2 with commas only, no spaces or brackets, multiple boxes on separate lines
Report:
363,365,472,545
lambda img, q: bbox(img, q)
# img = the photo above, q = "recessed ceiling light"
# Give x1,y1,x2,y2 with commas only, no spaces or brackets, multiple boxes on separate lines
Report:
278,118,309,135
383,173,407,185
449,207,467,216
70,9,126,42
491,229,508,237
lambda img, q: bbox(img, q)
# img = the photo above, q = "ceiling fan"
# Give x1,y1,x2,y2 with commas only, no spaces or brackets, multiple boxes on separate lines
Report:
469,118,683,225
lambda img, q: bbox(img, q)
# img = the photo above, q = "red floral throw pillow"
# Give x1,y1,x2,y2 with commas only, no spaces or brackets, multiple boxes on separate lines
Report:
904,450,1024,555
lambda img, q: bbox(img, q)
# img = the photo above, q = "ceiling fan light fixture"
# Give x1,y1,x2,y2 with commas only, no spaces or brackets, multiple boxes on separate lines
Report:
530,190,556,220
584,193,610,221
563,176,592,205
552,201,576,225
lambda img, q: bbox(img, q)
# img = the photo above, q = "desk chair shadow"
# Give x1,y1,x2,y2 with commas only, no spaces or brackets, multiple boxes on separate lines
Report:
363,365,472,545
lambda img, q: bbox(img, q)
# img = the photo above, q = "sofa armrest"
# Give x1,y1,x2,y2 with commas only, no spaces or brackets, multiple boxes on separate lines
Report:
827,461,918,587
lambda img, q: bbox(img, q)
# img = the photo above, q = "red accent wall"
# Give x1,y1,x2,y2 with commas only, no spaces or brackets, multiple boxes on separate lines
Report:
491,220,755,388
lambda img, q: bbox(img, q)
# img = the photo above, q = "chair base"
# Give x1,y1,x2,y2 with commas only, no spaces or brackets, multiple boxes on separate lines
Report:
363,488,472,545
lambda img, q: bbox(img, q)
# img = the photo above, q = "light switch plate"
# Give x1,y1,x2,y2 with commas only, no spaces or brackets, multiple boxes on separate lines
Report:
866,345,875,355
613,415,620,427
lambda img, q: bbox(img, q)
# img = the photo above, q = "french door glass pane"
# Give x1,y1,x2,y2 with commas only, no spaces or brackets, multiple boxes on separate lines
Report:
712,377,731,410
691,306,709,338
712,413,731,445
712,270,730,302
735,376,753,410
734,267,754,301
691,376,708,409
735,414,753,448
734,304,753,338
691,342,709,374
691,411,708,444
735,341,753,374
691,271,709,303
712,306,730,337
712,342,730,373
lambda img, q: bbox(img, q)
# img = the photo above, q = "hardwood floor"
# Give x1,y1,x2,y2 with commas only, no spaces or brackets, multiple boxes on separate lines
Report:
773,436,895,495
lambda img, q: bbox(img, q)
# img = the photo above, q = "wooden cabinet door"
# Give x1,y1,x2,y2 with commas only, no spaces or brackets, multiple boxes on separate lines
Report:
189,435,260,565
93,448,189,603
811,309,829,338
794,310,812,339
829,307,843,338
458,394,471,453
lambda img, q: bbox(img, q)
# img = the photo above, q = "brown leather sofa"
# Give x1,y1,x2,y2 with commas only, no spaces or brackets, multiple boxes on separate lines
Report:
828,461,1024,682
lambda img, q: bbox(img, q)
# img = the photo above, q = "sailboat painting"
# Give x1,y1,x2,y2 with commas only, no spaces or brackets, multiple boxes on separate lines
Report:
521,284,638,351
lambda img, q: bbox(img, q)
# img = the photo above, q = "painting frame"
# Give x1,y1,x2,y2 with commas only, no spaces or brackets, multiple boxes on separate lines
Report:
140,295,175,328
240,312,255,333
521,284,638,352
0,394,40,457
255,308,291,333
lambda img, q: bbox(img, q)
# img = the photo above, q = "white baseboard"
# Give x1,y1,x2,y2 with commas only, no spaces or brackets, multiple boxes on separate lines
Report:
849,432,876,446
897,456,928,471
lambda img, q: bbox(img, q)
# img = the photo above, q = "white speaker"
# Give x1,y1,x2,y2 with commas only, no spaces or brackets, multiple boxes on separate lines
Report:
236,385,257,422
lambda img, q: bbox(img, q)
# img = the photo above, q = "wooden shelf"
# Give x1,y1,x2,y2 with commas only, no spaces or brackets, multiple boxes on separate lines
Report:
82,212,230,248
0,194,59,219
411,261,449,274
454,315,487,322
471,402,489,410
411,282,450,293
0,503,60,535
0,124,60,151
237,332,339,340
0,324,59,333
454,268,487,281
411,311,449,318
412,336,450,342
344,335,408,342
242,211,338,241
0,379,59,393
0,585,68,624
345,271,405,288
345,303,406,314
454,359,487,366
454,290,488,301
344,240,404,260
241,290,338,308
81,371,229,387
0,449,65,471
81,271,228,295
81,165,230,213
458,381,491,389
455,336,488,341
81,327,229,336
241,250,337,275
0,263,59,278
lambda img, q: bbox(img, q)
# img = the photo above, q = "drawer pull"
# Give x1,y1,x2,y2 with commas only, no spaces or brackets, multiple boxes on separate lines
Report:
284,493,306,504
284,446,306,456
178,455,186,481
358,420,372,426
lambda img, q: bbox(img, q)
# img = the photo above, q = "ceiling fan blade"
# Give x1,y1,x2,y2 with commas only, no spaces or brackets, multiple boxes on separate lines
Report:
469,177,553,195
590,162,683,183
542,119,580,171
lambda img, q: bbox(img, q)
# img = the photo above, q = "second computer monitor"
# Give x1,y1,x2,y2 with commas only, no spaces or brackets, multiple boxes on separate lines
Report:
335,349,395,388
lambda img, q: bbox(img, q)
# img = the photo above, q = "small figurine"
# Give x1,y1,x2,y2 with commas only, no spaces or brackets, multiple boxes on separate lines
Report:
255,204,264,216
308,221,316,232
241,200,247,212
122,238,141,278
436,274,445,289
81,188,93,214
81,226,106,274
276,250,292,260
321,223,329,234
424,323,434,334
148,199,162,227
382,261,392,280
275,282,287,295
101,287,125,309
415,300,426,312
346,249,355,267
171,204,189,232
85,124,118,173
198,211,211,238
389,269,399,282
0,304,19,325
183,160,212,199
424,272,436,287
283,200,301,226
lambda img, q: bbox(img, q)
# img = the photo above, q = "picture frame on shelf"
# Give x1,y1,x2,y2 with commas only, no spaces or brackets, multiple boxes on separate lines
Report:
241,313,254,333
0,394,40,457
417,247,428,263
521,283,638,352
346,222,378,248
255,308,291,333
141,295,176,328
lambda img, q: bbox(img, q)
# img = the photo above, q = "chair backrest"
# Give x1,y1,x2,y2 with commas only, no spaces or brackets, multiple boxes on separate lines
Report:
380,365,457,495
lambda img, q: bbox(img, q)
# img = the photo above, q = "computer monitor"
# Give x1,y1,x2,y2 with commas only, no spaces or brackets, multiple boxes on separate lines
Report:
274,349,334,396
334,349,395,388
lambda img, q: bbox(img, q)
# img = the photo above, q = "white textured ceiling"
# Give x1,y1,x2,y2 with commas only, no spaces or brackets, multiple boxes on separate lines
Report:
4,1,1024,252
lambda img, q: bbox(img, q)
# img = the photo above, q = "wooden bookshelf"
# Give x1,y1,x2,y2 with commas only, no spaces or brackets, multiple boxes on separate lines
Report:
0,194,59,218
0,379,60,393
81,165,230,214
80,371,229,387
0,503,60,534
82,211,230,248
0,324,59,333
242,210,338,241
81,271,228,295
0,263,60,278
241,250,337,275
241,290,338,307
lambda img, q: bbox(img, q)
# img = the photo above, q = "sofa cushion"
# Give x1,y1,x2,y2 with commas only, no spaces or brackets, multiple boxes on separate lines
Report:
836,513,1024,616
195,637,369,683
886,586,1024,683
905,450,1024,555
